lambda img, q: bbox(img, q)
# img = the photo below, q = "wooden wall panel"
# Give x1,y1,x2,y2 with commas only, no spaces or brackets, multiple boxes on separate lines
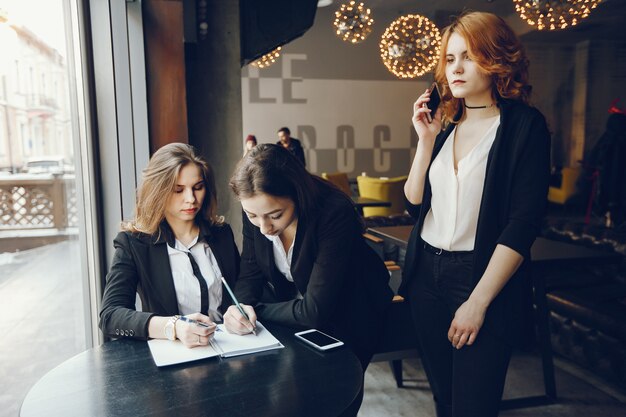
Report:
143,0,188,153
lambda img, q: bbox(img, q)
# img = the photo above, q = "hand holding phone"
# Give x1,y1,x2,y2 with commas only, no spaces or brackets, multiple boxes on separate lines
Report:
294,329,344,351
422,82,441,123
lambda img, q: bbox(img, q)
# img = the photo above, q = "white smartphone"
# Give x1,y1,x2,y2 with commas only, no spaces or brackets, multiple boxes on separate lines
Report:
294,329,344,351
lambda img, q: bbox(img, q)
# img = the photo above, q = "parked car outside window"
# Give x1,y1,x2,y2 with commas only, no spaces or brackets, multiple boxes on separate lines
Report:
21,157,74,174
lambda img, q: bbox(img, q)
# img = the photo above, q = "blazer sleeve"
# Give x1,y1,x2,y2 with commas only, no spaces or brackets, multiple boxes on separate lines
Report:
233,212,267,304
405,196,421,219
496,112,551,258
99,232,155,340
256,204,361,329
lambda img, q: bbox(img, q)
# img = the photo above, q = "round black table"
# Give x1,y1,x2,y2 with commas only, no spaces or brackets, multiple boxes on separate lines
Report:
20,324,362,417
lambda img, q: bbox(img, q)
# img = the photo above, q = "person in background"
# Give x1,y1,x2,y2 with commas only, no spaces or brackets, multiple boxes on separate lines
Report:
276,127,306,167
401,12,551,417
226,143,392,415
244,134,257,156
99,143,240,348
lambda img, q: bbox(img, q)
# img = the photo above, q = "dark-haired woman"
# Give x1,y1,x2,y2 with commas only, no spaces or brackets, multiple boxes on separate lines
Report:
225,143,392,414
402,11,551,417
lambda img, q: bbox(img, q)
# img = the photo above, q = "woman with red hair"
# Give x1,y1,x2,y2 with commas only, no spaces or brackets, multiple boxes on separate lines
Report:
401,11,551,417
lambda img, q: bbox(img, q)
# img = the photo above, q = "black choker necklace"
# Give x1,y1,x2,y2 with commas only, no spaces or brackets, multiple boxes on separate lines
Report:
465,103,495,109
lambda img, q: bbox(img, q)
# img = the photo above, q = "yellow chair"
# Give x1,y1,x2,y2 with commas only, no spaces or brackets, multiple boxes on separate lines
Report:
356,175,408,217
321,172,352,196
548,167,581,204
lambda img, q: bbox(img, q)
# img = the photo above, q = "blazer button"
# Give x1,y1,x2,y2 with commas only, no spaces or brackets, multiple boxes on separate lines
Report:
129,330,135,336
124,330,129,336
115,329,120,335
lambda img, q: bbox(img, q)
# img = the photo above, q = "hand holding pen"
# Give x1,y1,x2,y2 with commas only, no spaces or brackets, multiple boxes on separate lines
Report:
221,277,258,336
176,313,217,348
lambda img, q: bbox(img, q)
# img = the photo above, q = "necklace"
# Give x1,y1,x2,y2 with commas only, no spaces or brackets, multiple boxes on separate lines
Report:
465,102,495,109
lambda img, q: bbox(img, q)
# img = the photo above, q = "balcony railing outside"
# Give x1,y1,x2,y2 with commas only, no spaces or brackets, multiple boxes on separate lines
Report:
0,174,78,230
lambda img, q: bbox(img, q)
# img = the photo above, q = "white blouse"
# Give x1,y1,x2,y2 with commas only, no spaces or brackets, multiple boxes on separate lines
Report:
264,231,303,299
263,232,296,282
167,236,223,321
421,117,500,251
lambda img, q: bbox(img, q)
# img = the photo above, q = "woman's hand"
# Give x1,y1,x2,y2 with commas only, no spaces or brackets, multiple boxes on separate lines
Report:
447,299,487,349
412,88,443,147
404,89,443,205
223,304,257,335
175,312,217,348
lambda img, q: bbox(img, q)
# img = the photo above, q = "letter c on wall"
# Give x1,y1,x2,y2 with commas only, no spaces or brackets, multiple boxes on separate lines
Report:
336,125,355,172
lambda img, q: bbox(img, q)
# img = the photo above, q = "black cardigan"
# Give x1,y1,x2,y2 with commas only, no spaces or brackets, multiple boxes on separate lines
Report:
234,184,393,363
99,221,240,340
399,99,551,343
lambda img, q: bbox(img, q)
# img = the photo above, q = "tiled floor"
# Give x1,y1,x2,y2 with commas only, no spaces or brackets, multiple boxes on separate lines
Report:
361,355,626,416
1,241,625,417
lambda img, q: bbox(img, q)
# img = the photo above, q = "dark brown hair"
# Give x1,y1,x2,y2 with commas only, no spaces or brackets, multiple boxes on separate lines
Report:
229,144,321,222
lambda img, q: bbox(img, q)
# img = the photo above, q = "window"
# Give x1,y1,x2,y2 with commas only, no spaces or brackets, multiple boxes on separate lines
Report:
0,0,100,415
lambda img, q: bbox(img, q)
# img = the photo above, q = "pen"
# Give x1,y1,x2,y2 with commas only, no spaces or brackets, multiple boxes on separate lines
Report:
220,276,257,336
178,315,216,329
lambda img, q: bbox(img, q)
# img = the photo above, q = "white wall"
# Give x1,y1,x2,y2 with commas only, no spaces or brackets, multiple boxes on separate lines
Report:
242,56,428,177
242,8,430,178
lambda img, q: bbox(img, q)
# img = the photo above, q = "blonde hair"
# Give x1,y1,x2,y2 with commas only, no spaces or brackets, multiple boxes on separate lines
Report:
435,11,530,123
122,143,221,235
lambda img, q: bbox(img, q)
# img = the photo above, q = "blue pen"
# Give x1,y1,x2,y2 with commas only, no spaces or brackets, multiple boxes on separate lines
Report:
220,276,257,336
178,315,219,330
179,316,223,357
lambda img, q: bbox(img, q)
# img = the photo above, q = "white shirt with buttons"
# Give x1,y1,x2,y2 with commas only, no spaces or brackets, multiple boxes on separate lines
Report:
167,235,223,321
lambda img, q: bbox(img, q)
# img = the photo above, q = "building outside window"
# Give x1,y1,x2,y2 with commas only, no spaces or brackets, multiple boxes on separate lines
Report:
0,1,99,415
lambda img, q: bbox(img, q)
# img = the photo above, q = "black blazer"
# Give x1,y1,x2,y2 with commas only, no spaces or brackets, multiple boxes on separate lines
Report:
99,221,240,340
400,100,551,344
234,184,393,364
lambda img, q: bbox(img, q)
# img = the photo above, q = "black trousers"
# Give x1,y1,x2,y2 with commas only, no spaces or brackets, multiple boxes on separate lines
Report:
408,245,512,417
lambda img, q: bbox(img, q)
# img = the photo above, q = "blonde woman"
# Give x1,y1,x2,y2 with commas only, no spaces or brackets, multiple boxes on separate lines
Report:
99,143,239,348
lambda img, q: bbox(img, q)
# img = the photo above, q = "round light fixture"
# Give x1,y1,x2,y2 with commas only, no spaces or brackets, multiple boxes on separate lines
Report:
379,14,441,79
513,0,602,30
250,47,282,69
333,1,374,44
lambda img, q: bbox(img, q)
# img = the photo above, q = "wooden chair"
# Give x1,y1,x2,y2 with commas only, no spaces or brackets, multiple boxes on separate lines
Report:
356,175,408,217
321,172,352,196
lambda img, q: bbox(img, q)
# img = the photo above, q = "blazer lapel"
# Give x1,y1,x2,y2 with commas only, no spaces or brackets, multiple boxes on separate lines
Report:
257,231,298,301
290,215,316,297
135,237,179,314
473,101,510,281
204,231,226,279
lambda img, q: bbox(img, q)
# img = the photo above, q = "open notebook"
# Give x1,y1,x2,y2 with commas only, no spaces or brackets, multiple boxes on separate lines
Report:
147,322,284,367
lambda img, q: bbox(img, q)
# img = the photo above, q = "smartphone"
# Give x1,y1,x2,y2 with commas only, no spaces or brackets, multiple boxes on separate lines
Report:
423,82,441,123
294,329,344,351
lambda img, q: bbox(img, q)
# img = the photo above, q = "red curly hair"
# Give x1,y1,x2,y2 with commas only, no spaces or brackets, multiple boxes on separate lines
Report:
434,12,530,123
